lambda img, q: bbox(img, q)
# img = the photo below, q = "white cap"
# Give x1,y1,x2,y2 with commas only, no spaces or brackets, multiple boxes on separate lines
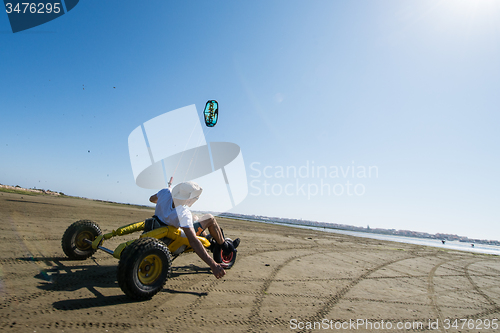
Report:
172,181,203,201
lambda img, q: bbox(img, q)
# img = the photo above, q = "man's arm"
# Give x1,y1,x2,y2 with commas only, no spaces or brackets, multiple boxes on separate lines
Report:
149,194,158,203
182,227,225,279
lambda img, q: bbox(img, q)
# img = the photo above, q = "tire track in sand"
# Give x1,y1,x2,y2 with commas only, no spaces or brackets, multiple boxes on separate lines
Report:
426,258,462,333
463,261,500,318
296,251,433,333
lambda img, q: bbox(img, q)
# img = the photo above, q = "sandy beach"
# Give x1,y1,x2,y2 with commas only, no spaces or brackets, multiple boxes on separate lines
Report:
0,191,499,332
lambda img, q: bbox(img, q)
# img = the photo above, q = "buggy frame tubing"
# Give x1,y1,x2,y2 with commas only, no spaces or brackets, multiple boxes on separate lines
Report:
83,239,114,255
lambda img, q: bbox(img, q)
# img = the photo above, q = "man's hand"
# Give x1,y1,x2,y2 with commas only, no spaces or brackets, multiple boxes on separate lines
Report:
183,227,226,279
210,263,226,279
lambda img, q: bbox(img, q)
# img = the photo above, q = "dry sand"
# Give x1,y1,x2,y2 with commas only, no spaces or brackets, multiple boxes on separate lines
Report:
0,191,499,333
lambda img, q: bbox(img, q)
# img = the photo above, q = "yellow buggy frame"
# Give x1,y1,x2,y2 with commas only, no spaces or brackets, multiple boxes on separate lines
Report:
61,219,237,300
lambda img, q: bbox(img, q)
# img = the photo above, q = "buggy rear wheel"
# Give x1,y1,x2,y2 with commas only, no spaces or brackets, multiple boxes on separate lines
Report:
61,220,102,260
117,238,172,300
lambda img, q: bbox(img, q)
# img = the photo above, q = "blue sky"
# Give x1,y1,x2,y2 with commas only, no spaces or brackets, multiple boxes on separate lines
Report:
1,0,499,240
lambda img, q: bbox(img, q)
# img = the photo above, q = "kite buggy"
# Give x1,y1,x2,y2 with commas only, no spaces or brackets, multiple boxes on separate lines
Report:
61,218,237,300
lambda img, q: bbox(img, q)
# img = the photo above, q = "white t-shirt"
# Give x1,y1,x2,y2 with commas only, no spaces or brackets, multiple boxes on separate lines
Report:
154,188,193,229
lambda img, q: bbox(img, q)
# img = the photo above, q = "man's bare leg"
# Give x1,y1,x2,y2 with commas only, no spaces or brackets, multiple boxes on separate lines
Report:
198,214,225,245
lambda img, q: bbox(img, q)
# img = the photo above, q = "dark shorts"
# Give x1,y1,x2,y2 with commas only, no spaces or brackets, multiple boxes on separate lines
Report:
193,222,205,236
144,216,165,233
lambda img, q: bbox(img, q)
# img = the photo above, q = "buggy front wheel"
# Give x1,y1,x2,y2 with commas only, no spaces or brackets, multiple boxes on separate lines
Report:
117,238,172,300
213,238,237,269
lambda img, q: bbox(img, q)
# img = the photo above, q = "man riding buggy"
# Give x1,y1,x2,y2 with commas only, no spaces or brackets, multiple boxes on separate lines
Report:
61,181,240,299
148,181,240,279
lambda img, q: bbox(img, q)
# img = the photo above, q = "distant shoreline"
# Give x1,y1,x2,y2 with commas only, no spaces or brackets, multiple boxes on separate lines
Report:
218,213,500,246
252,219,500,256
1,182,496,246
0,183,154,209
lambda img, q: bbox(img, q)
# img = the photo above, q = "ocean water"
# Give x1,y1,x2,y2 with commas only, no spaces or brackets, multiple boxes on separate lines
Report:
236,217,500,256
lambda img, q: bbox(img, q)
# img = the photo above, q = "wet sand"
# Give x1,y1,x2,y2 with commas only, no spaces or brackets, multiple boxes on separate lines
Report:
0,191,499,332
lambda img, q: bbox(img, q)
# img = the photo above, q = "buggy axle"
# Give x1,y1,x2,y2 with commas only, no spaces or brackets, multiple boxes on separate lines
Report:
83,239,114,255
